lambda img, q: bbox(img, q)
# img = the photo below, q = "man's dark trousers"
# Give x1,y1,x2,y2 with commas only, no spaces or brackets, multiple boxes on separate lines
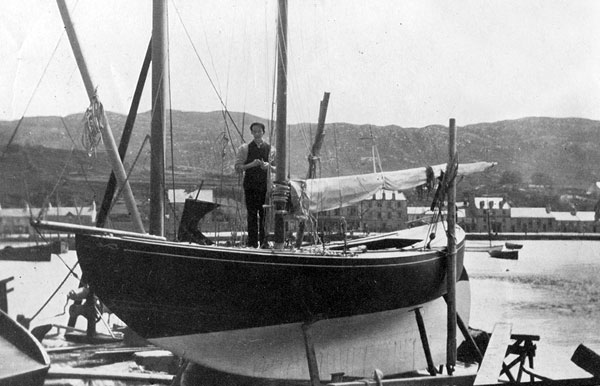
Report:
245,188,267,247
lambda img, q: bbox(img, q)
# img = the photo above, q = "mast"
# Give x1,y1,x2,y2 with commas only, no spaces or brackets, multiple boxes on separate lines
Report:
306,92,330,179
296,92,330,248
150,0,169,236
273,0,288,248
56,0,145,233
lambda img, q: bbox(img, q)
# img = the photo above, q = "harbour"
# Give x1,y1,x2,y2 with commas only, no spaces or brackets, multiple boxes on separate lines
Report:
2,1,600,385
2,238,600,384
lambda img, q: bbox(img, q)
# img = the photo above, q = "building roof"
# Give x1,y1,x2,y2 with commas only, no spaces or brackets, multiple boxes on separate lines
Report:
0,204,96,218
45,204,96,217
576,211,596,222
368,189,406,201
552,211,596,222
510,208,596,222
407,206,430,215
510,207,554,218
474,196,510,209
552,211,579,221
0,207,38,217
406,207,465,218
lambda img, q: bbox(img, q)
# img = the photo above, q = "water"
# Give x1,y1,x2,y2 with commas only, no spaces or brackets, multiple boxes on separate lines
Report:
466,240,600,378
1,248,85,328
2,240,600,379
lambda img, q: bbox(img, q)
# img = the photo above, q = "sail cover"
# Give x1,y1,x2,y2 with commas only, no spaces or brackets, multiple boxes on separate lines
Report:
289,161,495,213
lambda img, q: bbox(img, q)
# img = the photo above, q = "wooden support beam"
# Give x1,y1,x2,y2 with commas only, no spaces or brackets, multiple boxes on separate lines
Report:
473,323,512,386
302,322,321,386
0,276,14,313
445,118,458,374
443,294,484,363
572,344,600,378
412,307,437,376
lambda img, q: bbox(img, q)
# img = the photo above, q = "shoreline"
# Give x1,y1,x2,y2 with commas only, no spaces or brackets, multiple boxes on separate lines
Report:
466,232,600,241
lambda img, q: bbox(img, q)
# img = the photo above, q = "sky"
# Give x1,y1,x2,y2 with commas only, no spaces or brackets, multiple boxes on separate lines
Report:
1,0,599,128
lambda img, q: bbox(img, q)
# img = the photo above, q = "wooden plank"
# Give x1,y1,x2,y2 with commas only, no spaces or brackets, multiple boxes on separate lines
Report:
47,368,173,383
473,323,512,386
505,377,600,386
327,373,475,386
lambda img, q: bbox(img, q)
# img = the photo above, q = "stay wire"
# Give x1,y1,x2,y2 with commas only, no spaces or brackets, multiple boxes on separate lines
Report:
59,117,80,149
37,147,75,221
165,7,179,238
33,228,80,278
28,260,80,323
109,135,150,214
170,0,243,141
1,16,68,159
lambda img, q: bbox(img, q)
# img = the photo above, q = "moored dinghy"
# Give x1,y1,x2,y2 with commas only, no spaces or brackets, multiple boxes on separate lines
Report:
0,309,50,386
505,242,523,250
488,247,519,260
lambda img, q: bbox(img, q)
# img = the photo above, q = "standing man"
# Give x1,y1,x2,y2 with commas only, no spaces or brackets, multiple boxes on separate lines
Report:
235,122,275,248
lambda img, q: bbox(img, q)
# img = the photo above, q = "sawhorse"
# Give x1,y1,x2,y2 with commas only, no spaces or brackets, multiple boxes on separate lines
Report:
0,276,15,313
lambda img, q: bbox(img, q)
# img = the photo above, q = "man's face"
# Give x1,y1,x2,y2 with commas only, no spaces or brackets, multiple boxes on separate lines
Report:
251,125,264,140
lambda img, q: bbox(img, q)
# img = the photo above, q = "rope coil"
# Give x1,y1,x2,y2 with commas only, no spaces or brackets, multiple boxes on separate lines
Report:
81,90,105,156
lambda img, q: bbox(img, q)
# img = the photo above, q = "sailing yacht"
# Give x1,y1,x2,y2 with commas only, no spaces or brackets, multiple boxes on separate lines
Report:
33,0,495,381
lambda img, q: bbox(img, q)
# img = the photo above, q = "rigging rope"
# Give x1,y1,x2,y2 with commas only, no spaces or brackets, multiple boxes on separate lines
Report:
166,14,180,239
37,147,75,220
1,24,66,159
170,0,243,141
109,135,150,213
81,90,105,157
28,260,80,324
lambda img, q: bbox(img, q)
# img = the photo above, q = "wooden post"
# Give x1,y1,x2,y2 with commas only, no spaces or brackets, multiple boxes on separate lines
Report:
273,0,288,249
456,312,484,362
302,322,321,386
446,118,457,374
56,0,144,234
149,0,169,237
84,289,96,338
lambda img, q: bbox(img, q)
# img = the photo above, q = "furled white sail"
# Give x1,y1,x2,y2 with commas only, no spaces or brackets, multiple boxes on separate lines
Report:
289,161,495,213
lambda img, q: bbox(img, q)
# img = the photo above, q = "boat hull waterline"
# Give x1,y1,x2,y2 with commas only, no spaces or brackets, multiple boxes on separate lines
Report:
151,275,470,380
75,223,466,379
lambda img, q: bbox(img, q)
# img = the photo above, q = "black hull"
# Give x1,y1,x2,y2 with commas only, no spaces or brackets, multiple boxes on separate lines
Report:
76,226,465,339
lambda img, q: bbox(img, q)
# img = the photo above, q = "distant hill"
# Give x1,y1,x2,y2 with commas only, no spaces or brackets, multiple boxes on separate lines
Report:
1,112,599,207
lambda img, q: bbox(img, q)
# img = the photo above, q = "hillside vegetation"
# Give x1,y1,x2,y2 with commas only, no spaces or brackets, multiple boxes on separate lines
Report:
1,112,599,208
